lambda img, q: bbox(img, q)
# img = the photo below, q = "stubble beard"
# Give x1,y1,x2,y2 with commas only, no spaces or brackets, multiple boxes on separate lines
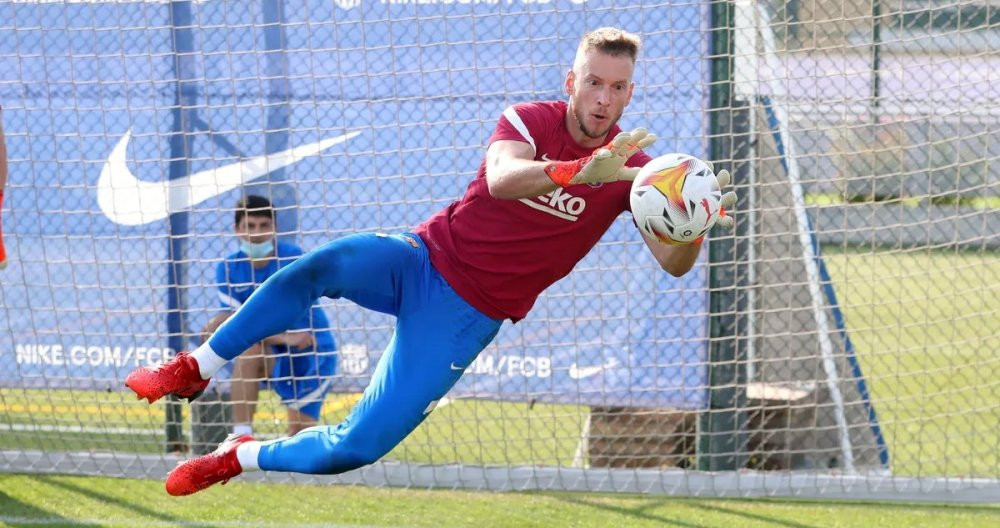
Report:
569,99,614,140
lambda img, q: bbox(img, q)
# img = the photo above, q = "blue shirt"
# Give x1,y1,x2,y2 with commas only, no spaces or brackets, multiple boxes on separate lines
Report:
216,240,336,352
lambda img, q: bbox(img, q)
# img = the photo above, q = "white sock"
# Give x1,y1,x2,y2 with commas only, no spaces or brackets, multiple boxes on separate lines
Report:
190,343,227,380
232,424,253,436
236,441,261,471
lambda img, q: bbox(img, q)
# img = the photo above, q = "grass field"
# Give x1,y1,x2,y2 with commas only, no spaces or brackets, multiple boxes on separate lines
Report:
1,247,998,525
1,474,999,528
0,389,588,467
821,248,1000,478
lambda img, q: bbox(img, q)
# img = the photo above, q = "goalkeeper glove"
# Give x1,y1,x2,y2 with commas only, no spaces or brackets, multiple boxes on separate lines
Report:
673,163,738,246
544,128,656,187
705,161,737,230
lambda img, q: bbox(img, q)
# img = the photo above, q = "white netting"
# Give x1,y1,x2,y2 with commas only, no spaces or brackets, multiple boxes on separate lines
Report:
0,0,996,502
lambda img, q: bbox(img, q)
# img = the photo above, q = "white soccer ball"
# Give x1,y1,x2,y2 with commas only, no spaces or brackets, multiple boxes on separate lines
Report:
630,153,722,245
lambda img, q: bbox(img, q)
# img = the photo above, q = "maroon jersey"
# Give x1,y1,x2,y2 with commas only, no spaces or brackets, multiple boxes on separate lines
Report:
415,101,652,321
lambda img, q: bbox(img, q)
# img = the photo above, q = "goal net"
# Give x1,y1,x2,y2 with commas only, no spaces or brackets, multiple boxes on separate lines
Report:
0,0,997,502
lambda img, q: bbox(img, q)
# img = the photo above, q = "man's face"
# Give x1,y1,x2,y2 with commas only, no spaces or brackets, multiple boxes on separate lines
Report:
236,214,275,244
566,50,635,140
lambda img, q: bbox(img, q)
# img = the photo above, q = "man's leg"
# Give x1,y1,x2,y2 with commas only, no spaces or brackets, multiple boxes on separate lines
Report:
127,233,418,403
277,371,328,436
275,342,337,435
250,265,502,474
163,235,502,494
286,408,317,436
230,343,273,435
204,233,417,360
189,390,232,455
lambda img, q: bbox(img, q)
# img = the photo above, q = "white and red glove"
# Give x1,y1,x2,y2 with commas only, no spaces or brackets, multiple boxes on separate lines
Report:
706,161,737,231
544,128,656,187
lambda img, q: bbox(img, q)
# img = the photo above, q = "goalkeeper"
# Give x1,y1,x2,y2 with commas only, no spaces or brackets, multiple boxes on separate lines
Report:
125,26,737,496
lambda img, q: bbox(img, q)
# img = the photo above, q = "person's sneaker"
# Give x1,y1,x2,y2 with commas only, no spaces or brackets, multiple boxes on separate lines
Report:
125,352,209,404
165,434,254,496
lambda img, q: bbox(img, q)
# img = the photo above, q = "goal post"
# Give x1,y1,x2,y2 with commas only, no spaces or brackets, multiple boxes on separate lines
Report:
699,0,752,472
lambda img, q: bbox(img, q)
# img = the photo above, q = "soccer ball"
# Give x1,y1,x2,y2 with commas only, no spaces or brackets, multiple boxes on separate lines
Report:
630,153,722,245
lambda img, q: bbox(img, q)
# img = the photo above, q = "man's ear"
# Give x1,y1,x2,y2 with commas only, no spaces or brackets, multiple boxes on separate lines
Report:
565,70,575,97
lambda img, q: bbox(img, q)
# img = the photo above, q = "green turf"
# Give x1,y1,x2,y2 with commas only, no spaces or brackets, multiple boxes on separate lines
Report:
1,474,997,528
0,386,587,466
804,192,1000,209
821,248,1000,477
2,247,998,511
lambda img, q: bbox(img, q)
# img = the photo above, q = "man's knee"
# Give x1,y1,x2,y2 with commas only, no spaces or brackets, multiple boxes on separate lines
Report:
338,448,382,471
279,427,383,474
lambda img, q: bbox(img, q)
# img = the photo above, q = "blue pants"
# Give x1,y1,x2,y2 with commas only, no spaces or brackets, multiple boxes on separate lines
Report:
208,233,503,474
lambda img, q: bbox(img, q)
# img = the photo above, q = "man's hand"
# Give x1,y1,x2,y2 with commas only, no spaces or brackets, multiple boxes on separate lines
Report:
706,161,738,230
544,128,656,187
201,312,233,344
265,330,316,351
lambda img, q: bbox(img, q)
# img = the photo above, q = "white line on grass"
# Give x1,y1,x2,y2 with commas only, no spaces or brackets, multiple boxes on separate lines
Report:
4,423,161,436
0,516,403,528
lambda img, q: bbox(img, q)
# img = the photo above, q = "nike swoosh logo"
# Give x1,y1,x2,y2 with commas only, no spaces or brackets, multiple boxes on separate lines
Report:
450,362,465,371
97,129,361,226
567,358,619,380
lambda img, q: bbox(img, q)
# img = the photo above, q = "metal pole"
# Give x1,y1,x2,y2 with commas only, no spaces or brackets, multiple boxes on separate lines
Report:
699,0,750,472
165,0,197,453
871,0,882,124
253,0,297,242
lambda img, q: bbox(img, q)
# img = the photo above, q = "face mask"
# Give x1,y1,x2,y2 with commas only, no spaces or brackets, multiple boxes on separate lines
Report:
239,239,274,259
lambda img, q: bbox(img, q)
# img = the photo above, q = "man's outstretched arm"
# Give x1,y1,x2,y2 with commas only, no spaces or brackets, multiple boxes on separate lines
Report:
637,165,737,277
485,128,655,200
483,140,559,200
640,232,702,277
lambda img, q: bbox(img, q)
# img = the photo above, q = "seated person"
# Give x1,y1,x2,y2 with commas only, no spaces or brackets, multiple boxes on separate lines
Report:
206,194,338,436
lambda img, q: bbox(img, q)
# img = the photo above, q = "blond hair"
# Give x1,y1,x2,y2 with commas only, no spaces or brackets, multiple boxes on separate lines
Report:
575,27,642,66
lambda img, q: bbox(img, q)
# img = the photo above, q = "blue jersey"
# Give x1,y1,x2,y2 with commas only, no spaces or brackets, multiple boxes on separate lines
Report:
216,241,336,352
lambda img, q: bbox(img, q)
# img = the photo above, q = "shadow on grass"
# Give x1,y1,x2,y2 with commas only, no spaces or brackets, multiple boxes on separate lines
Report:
35,475,219,527
748,496,1000,515
537,492,820,528
0,487,96,528
540,491,1000,527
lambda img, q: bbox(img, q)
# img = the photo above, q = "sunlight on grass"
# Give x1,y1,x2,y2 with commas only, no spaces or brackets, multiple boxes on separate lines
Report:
821,248,1000,477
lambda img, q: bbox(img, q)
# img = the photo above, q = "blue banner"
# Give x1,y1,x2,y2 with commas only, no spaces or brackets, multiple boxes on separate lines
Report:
0,0,710,409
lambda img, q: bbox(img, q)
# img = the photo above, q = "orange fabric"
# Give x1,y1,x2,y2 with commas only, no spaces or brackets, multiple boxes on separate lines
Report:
543,157,587,188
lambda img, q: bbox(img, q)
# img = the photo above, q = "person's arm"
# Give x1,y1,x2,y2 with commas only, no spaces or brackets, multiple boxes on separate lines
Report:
261,331,315,350
635,164,737,277
485,129,657,200
639,231,702,277
201,312,235,344
205,301,312,350
483,140,559,200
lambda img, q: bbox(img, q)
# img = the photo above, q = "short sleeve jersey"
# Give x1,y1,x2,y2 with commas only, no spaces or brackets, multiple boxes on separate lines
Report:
216,240,336,351
414,101,652,321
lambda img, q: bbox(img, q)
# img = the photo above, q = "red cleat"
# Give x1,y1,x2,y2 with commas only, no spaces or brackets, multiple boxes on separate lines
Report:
125,352,209,404
166,434,253,496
